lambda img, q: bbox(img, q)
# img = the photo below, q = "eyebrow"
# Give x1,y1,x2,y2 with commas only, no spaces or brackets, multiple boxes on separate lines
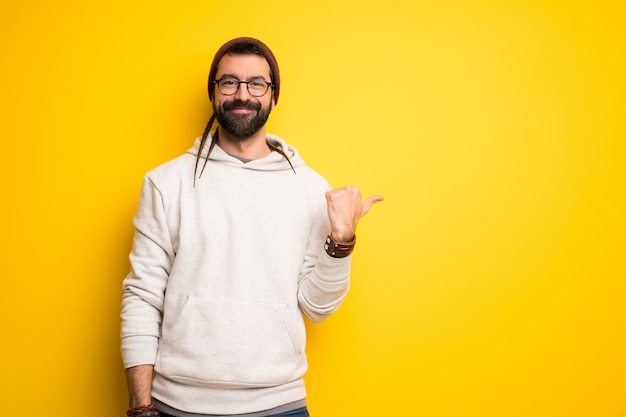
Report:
219,73,270,81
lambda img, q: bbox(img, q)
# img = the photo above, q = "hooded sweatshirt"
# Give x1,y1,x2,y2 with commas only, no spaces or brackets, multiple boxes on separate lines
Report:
121,133,352,415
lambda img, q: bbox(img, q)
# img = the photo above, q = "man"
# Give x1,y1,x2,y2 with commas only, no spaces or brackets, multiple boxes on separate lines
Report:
121,37,382,417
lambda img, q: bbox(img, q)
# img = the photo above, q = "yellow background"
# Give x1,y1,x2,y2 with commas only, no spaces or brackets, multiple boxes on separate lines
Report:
1,1,625,416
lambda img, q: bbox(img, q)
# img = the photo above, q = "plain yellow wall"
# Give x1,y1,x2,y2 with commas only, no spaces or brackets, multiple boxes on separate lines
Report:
1,1,625,416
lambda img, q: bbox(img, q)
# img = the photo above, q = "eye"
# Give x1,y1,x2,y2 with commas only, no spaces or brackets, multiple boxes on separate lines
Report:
249,80,266,88
221,79,238,86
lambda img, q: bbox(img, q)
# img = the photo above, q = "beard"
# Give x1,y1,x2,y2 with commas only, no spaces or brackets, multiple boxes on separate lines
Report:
213,99,272,138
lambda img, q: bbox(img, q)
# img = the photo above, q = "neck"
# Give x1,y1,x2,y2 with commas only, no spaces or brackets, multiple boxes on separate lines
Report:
216,128,271,160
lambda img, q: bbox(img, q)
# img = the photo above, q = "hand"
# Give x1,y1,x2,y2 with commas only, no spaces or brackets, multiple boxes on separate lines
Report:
325,186,384,242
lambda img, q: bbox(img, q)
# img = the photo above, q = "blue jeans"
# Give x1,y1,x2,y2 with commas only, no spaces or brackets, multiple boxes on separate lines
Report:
159,408,309,417
272,409,309,417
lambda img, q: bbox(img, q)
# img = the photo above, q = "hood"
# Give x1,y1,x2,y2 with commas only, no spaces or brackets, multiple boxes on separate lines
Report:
187,133,306,172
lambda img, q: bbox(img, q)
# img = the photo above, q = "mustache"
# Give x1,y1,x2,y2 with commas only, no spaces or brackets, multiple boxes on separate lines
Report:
222,100,261,111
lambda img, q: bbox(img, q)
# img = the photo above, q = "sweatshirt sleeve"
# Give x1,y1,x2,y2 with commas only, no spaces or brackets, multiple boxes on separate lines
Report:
120,176,175,368
297,187,352,323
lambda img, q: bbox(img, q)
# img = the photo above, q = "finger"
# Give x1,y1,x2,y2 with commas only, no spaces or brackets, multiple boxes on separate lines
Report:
361,195,384,216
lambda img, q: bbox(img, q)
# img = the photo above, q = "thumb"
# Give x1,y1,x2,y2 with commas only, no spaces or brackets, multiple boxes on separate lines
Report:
361,195,384,217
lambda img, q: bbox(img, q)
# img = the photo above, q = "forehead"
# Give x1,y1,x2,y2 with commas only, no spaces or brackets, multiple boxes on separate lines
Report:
216,53,271,80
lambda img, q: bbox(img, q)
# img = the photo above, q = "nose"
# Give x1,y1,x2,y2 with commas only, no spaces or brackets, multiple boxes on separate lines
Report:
234,81,251,100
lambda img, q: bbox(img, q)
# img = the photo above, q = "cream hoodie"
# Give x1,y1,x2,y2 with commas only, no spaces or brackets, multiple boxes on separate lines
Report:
121,134,352,415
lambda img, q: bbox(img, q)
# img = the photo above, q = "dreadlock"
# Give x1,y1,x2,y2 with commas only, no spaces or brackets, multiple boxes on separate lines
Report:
267,139,296,174
193,114,218,187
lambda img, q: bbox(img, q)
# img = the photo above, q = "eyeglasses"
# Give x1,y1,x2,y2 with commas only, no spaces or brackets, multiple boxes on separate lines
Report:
214,77,273,97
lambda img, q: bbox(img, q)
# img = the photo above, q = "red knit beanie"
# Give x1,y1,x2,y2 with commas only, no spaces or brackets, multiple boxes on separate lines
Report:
208,37,280,104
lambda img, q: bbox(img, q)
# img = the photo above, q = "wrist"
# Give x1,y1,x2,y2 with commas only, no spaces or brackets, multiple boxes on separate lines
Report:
330,230,355,243
324,234,356,258
127,404,159,417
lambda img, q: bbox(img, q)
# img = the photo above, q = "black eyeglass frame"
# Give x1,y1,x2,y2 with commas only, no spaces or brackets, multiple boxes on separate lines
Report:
213,78,274,97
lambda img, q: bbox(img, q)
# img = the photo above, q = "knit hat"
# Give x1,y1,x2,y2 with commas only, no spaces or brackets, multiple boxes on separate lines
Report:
208,37,280,104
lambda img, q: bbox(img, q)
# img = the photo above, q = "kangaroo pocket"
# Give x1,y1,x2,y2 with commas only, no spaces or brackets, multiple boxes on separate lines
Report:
157,295,307,388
